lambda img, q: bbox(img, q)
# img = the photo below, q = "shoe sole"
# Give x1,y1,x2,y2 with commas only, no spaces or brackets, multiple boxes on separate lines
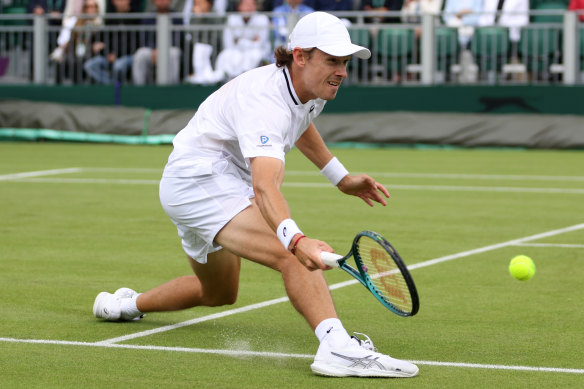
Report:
311,361,418,378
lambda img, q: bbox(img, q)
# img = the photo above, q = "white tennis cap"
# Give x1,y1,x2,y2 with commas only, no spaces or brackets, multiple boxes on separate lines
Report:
287,12,371,60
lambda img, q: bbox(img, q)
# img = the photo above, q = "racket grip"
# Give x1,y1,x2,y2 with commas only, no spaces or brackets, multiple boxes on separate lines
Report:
320,252,343,268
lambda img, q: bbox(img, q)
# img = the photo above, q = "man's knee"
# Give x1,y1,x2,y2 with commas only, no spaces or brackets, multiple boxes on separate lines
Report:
203,288,238,307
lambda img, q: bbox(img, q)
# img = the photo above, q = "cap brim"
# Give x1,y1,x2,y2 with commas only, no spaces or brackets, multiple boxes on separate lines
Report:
317,43,371,60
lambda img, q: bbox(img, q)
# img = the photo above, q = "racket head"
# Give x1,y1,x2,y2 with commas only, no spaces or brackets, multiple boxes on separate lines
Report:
351,231,419,317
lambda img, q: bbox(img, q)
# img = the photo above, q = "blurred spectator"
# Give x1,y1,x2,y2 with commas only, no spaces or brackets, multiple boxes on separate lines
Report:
272,0,314,48
401,0,442,23
443,0,482,83
362,0,403,23
262,0,316,11
184,0,222,48
312,0,353,11
401,0,443,38
478,0,528,43
212,0,270,81
28,0,66,25
182,0,227,16
147,0,187,12
50,0,103,83
132,0,183,85
184,0,225,84
569,0,584,21
61,0,106,27
264,0,352,10
83,0,138,83
108,0,144,11
51,0,106,60
442,0,482,47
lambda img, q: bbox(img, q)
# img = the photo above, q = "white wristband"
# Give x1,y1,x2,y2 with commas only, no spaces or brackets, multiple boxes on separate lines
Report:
277,218,303,250
320,157,349,186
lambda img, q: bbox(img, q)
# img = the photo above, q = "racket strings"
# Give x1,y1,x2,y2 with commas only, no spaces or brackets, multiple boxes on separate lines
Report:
357,237,413,313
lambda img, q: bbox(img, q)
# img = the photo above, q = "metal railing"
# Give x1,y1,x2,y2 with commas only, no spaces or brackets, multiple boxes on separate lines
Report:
0,10,581,86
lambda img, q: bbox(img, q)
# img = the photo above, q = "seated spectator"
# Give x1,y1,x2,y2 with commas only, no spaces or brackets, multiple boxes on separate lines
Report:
212,0,271,81
132,0,183,85
83,0,139,84
147,0,187,13
568,0,584,21
50,0,106,62
401,0,443,23
184,0,225,84
50,0,103,83
478,0,528,44
362,0,403,24
442,0,482,47
401,0,443,38
28,0,66,25
263,0,352,11
182,0,227,17
262,0,316,11
272,0,315,48
312,0,353,11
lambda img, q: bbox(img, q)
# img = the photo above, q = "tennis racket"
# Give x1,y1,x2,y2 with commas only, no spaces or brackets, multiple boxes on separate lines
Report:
321,231,419,317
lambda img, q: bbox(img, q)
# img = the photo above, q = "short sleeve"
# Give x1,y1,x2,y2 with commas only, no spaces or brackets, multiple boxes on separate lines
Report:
233,97,290,163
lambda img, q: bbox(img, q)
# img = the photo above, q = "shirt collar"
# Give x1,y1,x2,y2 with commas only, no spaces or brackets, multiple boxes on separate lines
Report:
282,66,301,106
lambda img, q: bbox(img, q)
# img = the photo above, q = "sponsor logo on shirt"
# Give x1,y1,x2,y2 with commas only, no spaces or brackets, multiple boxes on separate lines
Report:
258,135,272,147
309,105,315,113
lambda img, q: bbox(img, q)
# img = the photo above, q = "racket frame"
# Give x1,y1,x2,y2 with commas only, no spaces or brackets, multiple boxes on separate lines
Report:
321,231,419,317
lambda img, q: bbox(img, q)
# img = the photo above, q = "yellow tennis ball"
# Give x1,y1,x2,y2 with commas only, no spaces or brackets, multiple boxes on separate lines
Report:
509,255,536,281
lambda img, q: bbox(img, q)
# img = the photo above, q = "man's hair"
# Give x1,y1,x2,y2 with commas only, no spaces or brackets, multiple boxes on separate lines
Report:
274,46,315,68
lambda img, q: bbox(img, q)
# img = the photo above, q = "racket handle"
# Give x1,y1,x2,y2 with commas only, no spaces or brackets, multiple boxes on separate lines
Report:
320,252,343,268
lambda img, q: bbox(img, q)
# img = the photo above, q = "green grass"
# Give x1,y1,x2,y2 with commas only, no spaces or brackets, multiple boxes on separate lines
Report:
1,143,583,388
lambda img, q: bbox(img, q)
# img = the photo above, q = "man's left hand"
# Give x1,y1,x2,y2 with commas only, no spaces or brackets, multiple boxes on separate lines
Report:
337,174,390,207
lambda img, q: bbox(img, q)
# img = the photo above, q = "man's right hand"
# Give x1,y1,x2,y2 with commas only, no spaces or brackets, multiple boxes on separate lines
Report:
291,236,333,271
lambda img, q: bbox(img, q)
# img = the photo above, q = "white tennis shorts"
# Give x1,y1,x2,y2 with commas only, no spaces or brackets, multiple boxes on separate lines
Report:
159,160,254,264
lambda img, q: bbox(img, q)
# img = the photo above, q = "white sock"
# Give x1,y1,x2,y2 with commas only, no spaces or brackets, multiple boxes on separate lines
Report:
120,294,142,319
315,318,351,348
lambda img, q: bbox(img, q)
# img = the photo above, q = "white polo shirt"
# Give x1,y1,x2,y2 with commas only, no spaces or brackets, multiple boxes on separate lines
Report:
163,64,326,183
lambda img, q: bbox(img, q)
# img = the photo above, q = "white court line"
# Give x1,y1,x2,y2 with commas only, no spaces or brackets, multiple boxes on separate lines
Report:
95,297,290,345
0,167,82,181
512,243,584,249
3,168,583,183
12,177,161,185
286,171,584,182
285,182,584,195
406,223,584,272
1,337,582,375
5,177,584,195
98,223,584,345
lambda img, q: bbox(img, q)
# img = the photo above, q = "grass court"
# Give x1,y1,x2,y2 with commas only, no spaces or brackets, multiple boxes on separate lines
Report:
1,142,583,388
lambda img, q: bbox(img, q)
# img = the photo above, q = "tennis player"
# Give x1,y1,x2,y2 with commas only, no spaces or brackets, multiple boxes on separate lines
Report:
94,11,418,378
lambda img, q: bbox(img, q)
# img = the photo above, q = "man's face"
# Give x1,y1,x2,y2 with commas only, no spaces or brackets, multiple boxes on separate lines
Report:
287,0,303,7
112,0,130,12
154,0,171,12
297,49,350,102
238,0,257,13
193,0,212,13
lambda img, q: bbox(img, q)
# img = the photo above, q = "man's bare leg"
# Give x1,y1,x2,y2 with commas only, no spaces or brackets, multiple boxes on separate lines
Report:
213,203,338,330
130,201,336,329
136,251,241,312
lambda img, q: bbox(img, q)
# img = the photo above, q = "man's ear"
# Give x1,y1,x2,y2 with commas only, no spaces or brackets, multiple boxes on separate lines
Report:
292,47,307,67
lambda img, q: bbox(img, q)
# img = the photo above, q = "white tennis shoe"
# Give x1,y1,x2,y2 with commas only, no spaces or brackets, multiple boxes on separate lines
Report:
93,288,144,321
311,333,419,378
93,292,122,321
